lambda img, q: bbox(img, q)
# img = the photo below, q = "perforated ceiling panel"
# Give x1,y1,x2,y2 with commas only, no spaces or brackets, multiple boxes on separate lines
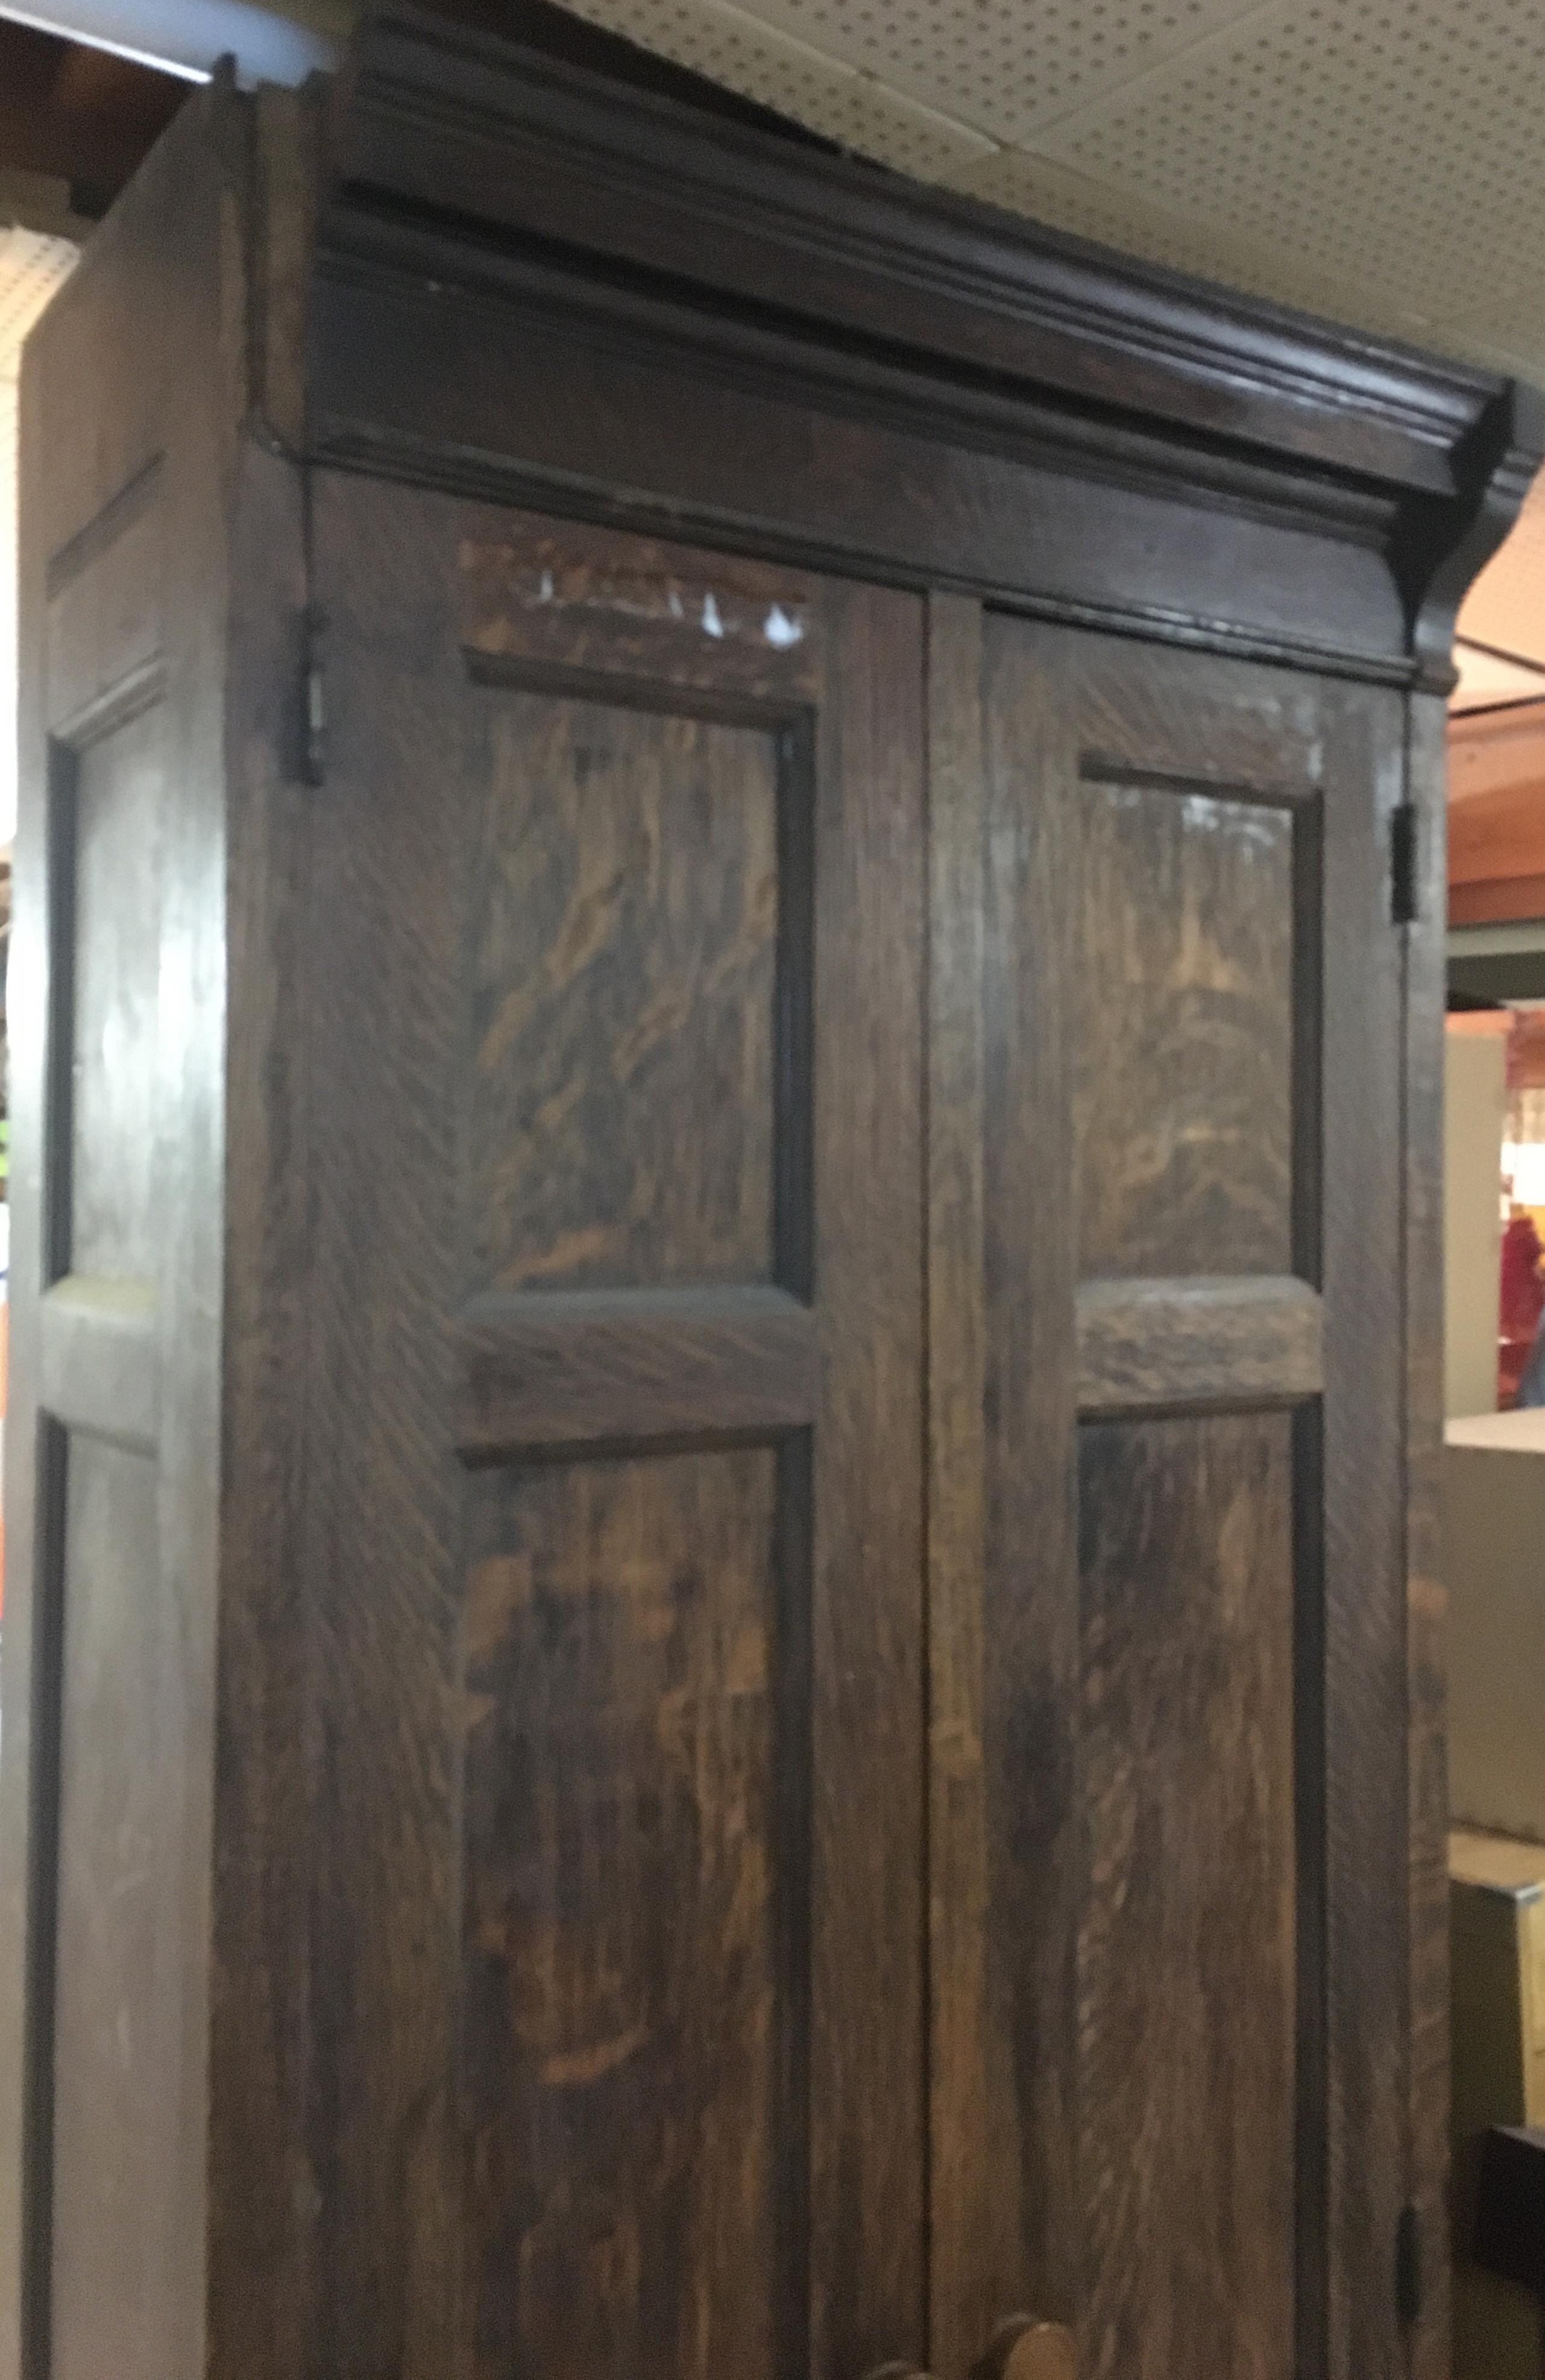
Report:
550,0,1545,669
555,0,1545,378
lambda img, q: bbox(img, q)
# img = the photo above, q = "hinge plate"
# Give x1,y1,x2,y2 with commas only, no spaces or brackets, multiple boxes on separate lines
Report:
1391,801,1419,926
302,601,327,788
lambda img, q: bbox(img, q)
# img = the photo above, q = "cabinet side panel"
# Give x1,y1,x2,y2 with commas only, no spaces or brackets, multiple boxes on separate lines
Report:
0,83,244,2380
1405,690,1451,2380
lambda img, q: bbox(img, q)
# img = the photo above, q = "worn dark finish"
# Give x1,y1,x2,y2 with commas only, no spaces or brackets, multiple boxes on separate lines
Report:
312,10,1543,694
1080,1412,1297,2380
455,1286,818,1460
919,614,1414,2380
1405,691,1453,2380
1071,773,1296,1280
4,16,1537,2380
1075,1275,1324,1416
287,477,926,2380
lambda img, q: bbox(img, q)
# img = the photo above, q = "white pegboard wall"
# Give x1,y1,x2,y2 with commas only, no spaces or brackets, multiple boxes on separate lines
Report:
0,224,77,375
1,224,77,848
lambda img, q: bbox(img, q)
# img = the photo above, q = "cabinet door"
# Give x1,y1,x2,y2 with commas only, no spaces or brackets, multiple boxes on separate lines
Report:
927,604,1410,2380
298,477,927,2380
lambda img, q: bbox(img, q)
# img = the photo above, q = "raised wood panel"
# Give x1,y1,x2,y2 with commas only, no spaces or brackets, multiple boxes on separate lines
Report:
44,457,162,739
1072,770,1296,1282
1075,1274,1324,1416
38,1279,159,1453
51,1435,179,2380
454,1285,817,1460
460,1445,794,2380
1079,1412,1297,2380
466,690,786,1296
57,699,165,1282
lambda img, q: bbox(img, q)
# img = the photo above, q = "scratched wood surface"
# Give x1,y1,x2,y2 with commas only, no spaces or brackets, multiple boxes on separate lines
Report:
297,477,925,2380
1072,773,1295,1282
467,693,781,1294
1405,691,1452,2380
461,1448,784,2380
1078,1411,1297,2380
930,615,1409,2380
64,702,165,1280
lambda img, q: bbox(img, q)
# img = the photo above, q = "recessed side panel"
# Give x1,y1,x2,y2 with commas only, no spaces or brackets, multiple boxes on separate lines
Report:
62,702,165,1283
1072,774,1295,1282
1078,1410,1297,2380
460,1443,803,2380
49,1435,180,2380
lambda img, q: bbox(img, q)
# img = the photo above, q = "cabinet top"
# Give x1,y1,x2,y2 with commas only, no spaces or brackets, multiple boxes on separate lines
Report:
329,6,1535,499
140,8,1493,682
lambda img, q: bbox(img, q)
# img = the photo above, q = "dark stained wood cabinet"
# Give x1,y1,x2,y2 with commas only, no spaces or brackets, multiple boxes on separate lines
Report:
0,14,1538,2380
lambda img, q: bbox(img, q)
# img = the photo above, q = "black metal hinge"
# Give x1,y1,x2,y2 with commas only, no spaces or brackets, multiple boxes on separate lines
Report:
1396,2203,1423,2327
1391,801,1419,925
301,600,328,788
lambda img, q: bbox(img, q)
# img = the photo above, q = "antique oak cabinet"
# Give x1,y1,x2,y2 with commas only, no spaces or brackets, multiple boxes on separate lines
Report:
1,11,1539,2380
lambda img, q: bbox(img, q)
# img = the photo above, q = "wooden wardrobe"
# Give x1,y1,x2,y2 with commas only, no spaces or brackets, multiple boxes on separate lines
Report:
1,13,1539,2379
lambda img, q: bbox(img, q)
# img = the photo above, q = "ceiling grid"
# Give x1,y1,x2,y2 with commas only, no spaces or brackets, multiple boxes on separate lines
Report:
555,0,1545,380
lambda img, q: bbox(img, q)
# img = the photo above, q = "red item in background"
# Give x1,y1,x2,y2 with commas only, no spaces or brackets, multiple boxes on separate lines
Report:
1500,1211,1545,1405
1502,1212,1545,1339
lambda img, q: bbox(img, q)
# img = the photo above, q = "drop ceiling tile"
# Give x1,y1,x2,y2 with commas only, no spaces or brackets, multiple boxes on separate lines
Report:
684,0,1275,150
1026,0,1545,370
558,0,995,178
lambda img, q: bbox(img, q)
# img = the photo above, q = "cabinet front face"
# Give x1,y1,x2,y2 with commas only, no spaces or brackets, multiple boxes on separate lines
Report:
927,608,1410,2380
302,477,928,2380
290,484,1412,2380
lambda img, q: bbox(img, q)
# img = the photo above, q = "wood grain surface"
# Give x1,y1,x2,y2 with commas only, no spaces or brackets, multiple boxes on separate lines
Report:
1072,771,1295,1281
1405,691,1453,2380
461,1447,785,2380
294,477,925,2380
1078,1412,1297,2380
455,1285,817,1459
1,80,239,2380
1075,1274,1324,1416
467,691,782,1295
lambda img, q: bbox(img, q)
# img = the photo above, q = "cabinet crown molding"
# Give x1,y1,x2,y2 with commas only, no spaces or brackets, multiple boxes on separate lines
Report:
284,4,1545,682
